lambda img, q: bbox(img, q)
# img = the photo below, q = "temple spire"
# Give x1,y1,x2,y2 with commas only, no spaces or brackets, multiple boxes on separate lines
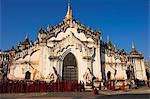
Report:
64,0,73,21
23,33,29,44
25,33,28,40
107,35,110,43
130,41,139,55
132,41,135,49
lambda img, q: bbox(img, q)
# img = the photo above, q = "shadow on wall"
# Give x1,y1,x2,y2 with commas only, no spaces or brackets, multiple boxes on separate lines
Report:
100,41,106,81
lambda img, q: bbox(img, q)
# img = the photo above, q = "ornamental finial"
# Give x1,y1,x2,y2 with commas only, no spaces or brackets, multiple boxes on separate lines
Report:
64,0,73,21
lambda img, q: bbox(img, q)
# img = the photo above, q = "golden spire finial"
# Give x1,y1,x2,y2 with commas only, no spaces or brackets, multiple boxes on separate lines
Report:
132,41,135,49
64,0,73,21
24,32,29,44
25,32,28,40
107,35,110,43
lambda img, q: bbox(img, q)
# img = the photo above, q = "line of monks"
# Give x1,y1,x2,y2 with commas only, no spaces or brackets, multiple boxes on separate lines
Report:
0,80,85,93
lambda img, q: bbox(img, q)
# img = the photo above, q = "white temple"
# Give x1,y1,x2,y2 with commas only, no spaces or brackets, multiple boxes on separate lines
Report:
7,1,147,83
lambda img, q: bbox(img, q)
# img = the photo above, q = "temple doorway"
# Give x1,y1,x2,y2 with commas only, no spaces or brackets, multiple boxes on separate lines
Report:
25,71,31,80
62,53,78,82
126,65,135,80
107,71,111,80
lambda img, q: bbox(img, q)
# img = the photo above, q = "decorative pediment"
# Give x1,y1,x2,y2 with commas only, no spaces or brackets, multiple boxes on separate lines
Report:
38,18,101,44
47,27,95,43
14,47,39,60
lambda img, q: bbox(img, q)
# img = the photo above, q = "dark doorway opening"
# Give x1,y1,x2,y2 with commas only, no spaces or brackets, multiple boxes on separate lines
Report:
107,71,111,80
126,65,135,80
62,53,78,82
25,71,31,80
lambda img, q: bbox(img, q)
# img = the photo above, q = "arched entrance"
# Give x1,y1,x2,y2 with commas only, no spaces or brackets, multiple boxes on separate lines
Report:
62,53,78,82
25,71,31,80
126,65,135,80
107,71,111,80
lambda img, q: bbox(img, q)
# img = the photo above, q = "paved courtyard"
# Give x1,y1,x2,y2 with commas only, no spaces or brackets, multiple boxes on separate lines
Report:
0,87,149,99
0,92,149,99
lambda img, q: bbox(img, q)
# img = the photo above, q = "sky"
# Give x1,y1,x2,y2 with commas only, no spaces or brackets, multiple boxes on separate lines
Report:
0,0,149,60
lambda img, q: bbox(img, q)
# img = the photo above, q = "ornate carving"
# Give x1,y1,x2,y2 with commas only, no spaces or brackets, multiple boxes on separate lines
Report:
83,68,94,85
47,67,59,82
83,56,92,60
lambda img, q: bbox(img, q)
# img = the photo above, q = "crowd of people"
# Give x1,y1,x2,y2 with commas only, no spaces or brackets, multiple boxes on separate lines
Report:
0,79,149,94
0,80,85,93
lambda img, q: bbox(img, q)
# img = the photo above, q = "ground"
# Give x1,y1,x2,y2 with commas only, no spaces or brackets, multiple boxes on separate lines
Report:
0,87,149,99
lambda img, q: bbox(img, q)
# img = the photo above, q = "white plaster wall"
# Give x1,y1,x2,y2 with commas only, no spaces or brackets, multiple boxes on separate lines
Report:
105,64,115,80
93,45,102,80
13,54,30,80
14,65,24,79
115,64,126,80
104,53,127,80
134,58,147,80
30,50,40,80
141,59,147,80
39,44,50,79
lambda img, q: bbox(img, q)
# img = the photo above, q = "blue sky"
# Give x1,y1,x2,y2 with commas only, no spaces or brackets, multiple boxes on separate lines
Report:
0,0,149,60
